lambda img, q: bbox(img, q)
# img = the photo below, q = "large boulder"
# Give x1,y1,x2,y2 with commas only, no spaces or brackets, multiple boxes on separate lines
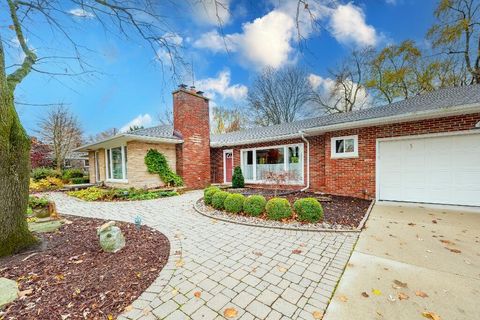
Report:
0,278,19,308
97,221,125,253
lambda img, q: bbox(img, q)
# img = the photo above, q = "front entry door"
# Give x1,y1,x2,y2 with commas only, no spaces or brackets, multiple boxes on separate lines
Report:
224,151,233,183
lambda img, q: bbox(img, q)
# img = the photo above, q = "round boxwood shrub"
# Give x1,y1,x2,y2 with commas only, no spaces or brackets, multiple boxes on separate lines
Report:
224,193,245,213
266,198,292,220
204,187,221,205
212,191,229,210
244,195,267,217
294,198,324,222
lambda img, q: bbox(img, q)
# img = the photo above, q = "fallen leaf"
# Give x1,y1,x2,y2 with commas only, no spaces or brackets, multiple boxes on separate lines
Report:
107,315,114,320
19,289,33,298
446,248,461,253
422,311,441,320
361,292,369,298
253,251,263,256
194,291,201,298
224,307,238,318
171,288,178,296
408,223,416,226
312,310,323,319
440,239,453,245
398,292,409,300
175,259,185,267
55,274,65,280
347,263,354,267
372,289,382,296
393,280,408,288
277,266,287,273
432,220,437,224
415,290,429,298
339,295,348,302
292,249,302,254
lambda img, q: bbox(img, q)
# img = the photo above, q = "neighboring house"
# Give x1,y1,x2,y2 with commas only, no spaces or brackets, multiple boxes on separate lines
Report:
64,152,90,172
76,85,480,207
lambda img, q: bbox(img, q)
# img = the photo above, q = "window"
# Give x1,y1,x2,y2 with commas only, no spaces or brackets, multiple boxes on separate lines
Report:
241,144,304,184
331,135,358,158
64,159,72,168
106,146,127,182
84,159,89,167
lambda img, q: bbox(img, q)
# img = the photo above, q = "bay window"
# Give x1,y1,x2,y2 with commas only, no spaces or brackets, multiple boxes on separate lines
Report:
241,144,304,184
106,145,128,182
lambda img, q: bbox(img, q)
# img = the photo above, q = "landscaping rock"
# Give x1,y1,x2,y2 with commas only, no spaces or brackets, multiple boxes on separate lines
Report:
0,278,19,308
28,220,63,233
97,221,125,253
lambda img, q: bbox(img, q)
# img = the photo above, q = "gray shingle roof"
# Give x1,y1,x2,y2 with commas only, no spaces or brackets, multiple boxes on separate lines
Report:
210,84,480,146
128,125,181,140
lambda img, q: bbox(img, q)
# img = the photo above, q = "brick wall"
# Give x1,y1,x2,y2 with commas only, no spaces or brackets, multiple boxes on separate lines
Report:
126,141,176,189
173,88,211,189
210,113,480,199
323,113,480,198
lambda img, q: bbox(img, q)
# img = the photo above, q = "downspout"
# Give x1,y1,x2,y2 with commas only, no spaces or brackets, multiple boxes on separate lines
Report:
299,131,310,192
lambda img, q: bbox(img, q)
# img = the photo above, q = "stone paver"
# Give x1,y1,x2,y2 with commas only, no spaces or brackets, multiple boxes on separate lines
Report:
49,191,358,319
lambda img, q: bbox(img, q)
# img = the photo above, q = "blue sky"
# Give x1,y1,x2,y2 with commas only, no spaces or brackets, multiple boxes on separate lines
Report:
7,0,438,137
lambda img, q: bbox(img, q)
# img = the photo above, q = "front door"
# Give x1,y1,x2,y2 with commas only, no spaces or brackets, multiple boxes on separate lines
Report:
224,151,233,183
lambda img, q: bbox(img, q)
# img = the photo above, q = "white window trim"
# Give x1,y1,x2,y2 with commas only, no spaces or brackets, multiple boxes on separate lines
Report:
240,143,304,185
331,135,359,159
105,145,128,183
223,149,234,184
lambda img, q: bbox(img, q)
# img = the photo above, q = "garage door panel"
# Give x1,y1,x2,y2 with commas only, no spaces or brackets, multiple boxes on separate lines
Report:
378,133,480,206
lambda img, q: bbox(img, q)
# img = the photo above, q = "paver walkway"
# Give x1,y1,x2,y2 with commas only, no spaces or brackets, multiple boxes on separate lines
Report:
50,191,358,320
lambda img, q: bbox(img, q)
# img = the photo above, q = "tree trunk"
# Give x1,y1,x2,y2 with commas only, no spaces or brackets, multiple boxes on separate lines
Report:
0,87,37,257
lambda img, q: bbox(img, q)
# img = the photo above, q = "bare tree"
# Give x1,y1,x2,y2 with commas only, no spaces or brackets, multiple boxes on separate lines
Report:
37,106,83,171
158,109,174,125
313,50,371,113
87,128,119,143
0,0,191,257
247,67,314,126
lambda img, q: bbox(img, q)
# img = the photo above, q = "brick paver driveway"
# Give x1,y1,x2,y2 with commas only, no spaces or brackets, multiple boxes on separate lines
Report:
50,191,358,320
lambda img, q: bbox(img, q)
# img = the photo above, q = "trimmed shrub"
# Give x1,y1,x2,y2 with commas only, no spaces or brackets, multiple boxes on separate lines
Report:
204,187,221,205
294,198,324,223
68,187,107,201
70,177,90,184
266,198,292,220
211,191,229,210
243,195,267,217
232,166,245,188
29,177,64,192
62,168,85,180
224,193,245,213
31,167,61,181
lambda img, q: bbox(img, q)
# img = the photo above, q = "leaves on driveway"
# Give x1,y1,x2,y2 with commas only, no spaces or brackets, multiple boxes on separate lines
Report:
415,290,429,298
292,249,302,254
312,310,324,319
339,295,348,302
223,308,238,318
361,292,369,298
392,280,408,288
194,291,201,298
398,292,409,300
372,289,382,296
422,311,441,320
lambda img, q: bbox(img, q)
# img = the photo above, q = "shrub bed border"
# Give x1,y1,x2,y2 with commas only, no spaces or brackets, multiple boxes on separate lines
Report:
194,198,375,233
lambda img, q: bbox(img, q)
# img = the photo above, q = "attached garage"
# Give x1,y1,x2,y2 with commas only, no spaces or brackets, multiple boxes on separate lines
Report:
377,131,480,206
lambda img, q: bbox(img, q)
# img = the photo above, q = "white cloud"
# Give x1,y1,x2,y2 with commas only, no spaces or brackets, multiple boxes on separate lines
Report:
195,10,296,69
329,3,378,47
196,70,248,102
193,0,231,26
194,30,229,53
69,8,94,18
385,0,397,4
121,114,153,132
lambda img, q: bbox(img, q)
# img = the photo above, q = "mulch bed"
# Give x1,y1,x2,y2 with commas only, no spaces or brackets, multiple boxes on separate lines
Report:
0,216,170,320
229,188,372,228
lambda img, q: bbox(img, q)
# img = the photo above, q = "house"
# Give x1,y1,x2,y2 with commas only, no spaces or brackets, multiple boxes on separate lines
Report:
76,84,480,207
64,152,90,172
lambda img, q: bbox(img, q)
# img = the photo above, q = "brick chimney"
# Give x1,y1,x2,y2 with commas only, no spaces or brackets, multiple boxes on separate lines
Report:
173,85,211,189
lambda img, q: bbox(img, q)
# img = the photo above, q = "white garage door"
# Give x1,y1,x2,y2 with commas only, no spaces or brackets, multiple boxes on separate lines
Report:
377,132,480,206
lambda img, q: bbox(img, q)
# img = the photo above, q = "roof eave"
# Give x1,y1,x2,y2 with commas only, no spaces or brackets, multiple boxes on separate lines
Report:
210,132,303,148
303,103,480,135
75,134,183,152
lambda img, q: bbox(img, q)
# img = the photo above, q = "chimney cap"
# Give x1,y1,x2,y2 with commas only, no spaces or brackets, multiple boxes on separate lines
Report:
178,84,188,89
196,91,204,95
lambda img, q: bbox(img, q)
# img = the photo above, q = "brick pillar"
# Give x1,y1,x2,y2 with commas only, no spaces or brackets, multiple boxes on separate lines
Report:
173,86,211,189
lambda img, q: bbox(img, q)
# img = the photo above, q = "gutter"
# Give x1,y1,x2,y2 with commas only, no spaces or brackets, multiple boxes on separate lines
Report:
303,103,480,135
210,132,303,148
299,130,310,192
74,134,183,152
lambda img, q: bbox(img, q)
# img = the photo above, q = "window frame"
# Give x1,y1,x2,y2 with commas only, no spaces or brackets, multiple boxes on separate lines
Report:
240,143,304,185
331,135,359,159
105,145,128,183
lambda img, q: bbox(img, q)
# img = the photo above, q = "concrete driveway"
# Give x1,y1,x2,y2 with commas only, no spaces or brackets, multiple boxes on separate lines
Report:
324,203,480,320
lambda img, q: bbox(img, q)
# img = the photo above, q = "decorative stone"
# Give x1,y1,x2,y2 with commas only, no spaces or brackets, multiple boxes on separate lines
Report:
0,278,19,308
97,221,125,253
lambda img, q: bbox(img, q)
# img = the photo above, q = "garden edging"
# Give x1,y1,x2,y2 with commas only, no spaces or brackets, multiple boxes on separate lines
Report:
194,198,372,233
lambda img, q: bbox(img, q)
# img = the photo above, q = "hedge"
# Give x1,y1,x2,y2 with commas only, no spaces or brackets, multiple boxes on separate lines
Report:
224,193,245,213
266,198,292,220
294,198,324,222
243,195,267,216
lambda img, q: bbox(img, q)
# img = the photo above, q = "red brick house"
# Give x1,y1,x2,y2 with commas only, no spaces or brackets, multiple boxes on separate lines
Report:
77,84,480,206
